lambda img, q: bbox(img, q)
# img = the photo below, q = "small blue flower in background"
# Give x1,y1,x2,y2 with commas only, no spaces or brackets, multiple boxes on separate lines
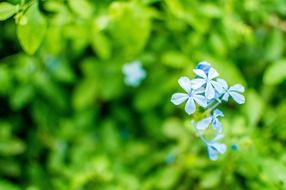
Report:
231,143,238,151
165,153,176,164
171,76,207,115
122,60,146,87
171,61,245,160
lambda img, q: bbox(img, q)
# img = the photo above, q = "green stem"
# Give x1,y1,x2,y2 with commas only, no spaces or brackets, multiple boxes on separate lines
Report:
21,0,36,13
209,99,222,111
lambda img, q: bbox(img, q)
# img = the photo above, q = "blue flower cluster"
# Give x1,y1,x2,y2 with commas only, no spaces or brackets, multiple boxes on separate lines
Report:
122,60,146,87
171,61,245,160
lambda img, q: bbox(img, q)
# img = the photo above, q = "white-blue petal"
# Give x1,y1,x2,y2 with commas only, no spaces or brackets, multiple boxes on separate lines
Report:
212,118,222,132
229,91,245,104
193,87,205,94
196,117,212,130
205,82,215,100
207,68,219,80
222,92,230,102
210,80,224,93
207,145,218,161
125,77,140,87
171,93,189,105
185,98,196,115
178,76,192,93
213,109,224,117
193,94,207,108
196,61,211,73
191,78,206,89
212,143,227,154
216,78,228,90
197,61,211,66
229,84,245,93
193,69,207,79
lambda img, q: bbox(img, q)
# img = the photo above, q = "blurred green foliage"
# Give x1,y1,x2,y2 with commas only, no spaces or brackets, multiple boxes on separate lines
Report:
1,0,286,189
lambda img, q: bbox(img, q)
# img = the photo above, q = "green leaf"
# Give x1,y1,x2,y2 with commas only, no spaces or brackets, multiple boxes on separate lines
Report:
91,28,111,60
0,139,25,156
162,118,186,139
0,2,19,21
108,2,152,57
264,59,286,85
17,3,47,55
10,84,34,110
161,51,190,68
68,0,93,19
243,90,264,126
265,30,284,61
0,180,21,190
200,3,222,18
72,79,97,110
154,166,182,189
200,170,222,188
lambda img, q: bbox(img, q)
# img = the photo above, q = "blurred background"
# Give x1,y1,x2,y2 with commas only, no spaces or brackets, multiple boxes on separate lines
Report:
1,0,286,189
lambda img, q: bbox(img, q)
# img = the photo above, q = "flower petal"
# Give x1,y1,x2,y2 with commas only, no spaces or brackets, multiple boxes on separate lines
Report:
193,87,205,94
178,76,192,93
210,80,224,93
212,143,227,154
229,84,245,93
171,93,189,105
229,91,245,104
196,61,211,73
213,109,224,117
222,92,230,101
196,117,212,130
193,94,207,108
193,69,207,78
191,78,206,89
185,98,196,115
207,145,218,161
208,68,219,80
212,118,222,132
205,82,215,100
216,78,228,90
125,77,140,87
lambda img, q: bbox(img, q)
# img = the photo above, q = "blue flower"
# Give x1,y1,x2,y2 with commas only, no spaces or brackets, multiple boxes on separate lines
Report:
171,61,245,160
171,76,207,115
231,143,238,151
122,60,146,87
217,79,245,104
165,153,176,164
191,67,224,100
196,109,224,132
206,134,227,160
196,61,211,74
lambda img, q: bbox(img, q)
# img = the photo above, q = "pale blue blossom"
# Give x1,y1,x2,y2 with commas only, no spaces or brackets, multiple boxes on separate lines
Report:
196,109,224,132
171,61,245,160
206,134,227,161
165,153,176,164
217,79,245,104
171,76,207,115
231,143,238,151
122,60,146,87
191,67,224,100
196,61,211,74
